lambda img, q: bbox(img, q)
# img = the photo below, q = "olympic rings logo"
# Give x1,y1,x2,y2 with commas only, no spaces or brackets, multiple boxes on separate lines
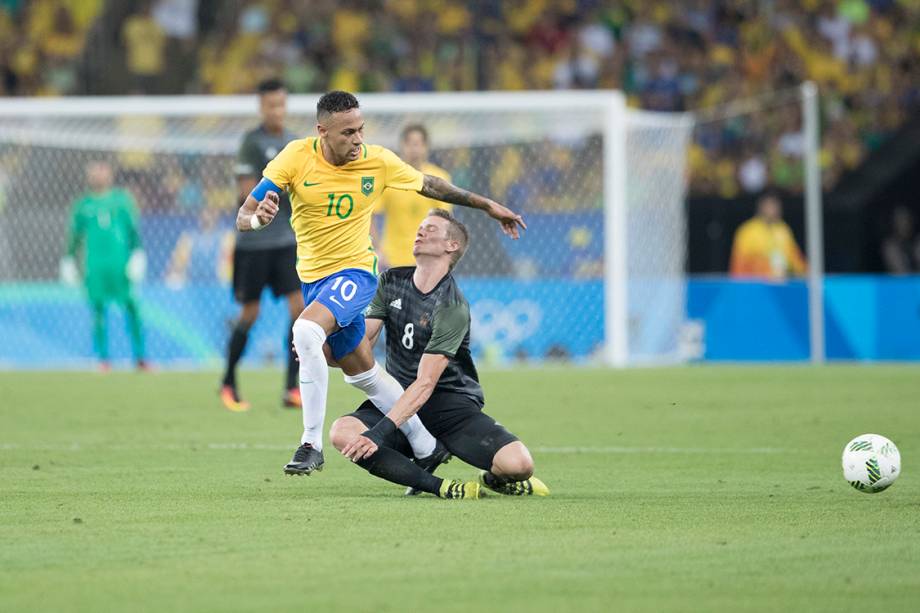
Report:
470,299,543,346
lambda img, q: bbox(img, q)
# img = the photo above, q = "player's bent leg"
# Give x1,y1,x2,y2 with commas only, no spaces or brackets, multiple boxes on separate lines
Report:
339,341,447,493
331,406,477,499
482,441,550,497
336,336,376,375
340,342,440,458
429,403,549,497
490,441,534,481
329,415,367,452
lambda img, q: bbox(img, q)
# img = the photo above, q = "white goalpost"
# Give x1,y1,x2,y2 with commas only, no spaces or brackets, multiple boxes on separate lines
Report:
0,91,693,368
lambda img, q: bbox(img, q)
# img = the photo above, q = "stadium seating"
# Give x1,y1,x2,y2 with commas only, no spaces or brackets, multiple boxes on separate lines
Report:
1,0,917,196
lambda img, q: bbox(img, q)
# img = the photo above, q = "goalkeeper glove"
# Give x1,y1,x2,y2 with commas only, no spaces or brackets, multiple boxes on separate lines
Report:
126,249,147,283
59,256,79,286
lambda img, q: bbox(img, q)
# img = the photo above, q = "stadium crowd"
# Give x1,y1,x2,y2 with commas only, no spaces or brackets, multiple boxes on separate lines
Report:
0,0,917,197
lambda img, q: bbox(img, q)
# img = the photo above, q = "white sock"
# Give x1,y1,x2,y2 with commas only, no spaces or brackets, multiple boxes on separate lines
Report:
292,319,328,451
344,362,437,459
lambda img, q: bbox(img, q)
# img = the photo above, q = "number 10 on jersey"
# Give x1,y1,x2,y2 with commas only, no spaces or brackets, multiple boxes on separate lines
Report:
326,193,354,219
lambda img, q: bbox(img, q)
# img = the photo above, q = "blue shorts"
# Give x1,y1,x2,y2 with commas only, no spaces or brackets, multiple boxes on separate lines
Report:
302,269,378,360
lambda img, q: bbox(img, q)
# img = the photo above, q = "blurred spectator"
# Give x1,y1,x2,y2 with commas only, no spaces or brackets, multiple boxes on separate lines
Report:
121,0,166,94
164,206,233,288
729,193,807,280
153,0,198,46
881,206,920,274
738,148,768,194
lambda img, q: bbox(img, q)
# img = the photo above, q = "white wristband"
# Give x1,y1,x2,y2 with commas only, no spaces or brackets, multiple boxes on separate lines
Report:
250,213,263,230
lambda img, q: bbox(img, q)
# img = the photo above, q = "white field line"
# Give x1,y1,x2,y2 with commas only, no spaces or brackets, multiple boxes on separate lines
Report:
0,443,789,454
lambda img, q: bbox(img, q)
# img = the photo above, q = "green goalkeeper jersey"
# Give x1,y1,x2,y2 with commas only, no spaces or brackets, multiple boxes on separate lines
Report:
67,188,141,271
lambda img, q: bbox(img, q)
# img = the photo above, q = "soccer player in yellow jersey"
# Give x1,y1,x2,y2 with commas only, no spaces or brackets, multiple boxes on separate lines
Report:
236,91,525,477
372,124,452,268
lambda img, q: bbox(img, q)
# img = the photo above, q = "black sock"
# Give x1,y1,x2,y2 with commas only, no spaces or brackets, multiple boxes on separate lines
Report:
222,321,252,387
285,320,298,390
356,447,443,495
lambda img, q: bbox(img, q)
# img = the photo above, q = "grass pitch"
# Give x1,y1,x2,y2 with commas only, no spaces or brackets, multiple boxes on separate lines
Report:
2,365,919,612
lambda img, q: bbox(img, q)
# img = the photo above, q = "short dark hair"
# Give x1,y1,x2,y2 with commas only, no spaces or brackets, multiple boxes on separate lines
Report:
428,208,469,268
317,91,360,122
401,123,429,144
257,78,286,95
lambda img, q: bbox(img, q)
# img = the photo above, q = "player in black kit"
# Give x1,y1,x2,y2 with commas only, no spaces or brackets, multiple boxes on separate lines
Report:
221,78,304,411
331,209,549,499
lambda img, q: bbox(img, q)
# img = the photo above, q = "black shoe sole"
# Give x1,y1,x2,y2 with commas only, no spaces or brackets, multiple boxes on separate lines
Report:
283,464,324,476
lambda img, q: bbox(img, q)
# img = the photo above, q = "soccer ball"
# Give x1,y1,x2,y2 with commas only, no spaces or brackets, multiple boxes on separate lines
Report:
841,434,901,493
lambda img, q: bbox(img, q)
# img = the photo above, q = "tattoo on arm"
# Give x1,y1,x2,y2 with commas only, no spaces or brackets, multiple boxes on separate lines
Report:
420,175,488,210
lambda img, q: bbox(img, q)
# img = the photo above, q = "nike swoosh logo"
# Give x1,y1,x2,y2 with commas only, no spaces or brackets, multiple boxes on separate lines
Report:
303,181,321,187
299,380,313,384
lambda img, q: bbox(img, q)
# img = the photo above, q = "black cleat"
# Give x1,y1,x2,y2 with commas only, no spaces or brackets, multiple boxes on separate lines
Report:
405,440,451,496
283,443,325,476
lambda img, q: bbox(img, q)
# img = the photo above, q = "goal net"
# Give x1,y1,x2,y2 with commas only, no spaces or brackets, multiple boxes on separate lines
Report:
0,92,692,369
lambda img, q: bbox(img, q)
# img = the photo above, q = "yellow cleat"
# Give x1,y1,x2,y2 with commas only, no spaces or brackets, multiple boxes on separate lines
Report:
438,478,481,500
479,471,550,496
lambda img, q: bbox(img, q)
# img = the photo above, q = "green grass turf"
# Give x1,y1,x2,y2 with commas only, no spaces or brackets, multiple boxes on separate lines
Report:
1,365,919,612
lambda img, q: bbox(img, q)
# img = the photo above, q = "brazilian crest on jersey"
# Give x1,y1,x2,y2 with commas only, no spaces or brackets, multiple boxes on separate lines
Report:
366,267,483,405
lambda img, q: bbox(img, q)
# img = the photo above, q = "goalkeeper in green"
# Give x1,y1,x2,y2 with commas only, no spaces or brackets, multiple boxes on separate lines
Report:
60,161,147,371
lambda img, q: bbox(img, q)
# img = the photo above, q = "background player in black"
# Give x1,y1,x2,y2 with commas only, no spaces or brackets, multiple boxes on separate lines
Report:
220,78,304,412
330,209,549,498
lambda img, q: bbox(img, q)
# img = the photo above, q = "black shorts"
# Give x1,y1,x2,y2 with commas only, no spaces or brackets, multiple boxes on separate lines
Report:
232,245,300,304
346,392,519,471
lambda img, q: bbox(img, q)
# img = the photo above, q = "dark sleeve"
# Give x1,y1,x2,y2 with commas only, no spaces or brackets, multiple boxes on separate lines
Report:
424,302,469,357
234,133,261,178
365,272,389,320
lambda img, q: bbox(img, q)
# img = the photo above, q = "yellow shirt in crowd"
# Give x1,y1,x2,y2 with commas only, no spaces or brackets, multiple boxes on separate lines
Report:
263,137,424,282
374,162,452,267
122,15,165,76
730,218,807,280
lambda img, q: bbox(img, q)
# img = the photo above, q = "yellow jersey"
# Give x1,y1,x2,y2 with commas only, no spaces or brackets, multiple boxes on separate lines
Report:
263,137,424,282
729,217,807,280
373,162,452,267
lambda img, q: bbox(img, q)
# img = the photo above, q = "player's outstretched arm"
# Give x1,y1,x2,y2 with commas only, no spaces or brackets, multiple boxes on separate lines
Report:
419,174,527,239
341,353,448,462
236,191,279,231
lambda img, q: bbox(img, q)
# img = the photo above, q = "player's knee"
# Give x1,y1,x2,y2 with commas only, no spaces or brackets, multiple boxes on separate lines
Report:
292,319,326,357
493,443,534,481
329,416,363,451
